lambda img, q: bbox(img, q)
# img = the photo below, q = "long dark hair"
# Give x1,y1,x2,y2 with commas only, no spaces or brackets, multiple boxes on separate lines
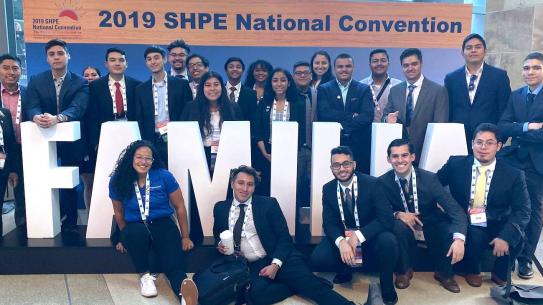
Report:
110,140,165,200
193,71,238,137
263,68,299,105
244,59,273,89
310,50,333,85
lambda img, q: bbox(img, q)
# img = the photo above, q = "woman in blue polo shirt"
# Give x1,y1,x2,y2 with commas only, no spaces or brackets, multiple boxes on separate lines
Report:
109,140,197,304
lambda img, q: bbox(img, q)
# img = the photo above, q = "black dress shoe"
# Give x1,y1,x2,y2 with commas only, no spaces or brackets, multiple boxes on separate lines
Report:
382,288,398,305
332,272,352,284
518,261,534,279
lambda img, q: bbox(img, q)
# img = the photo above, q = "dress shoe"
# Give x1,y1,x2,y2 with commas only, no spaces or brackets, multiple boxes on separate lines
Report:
464,273,483,287
434,273,460,293
333,272,352,284
491,273,506,286
518,261,534,279
394,269,413,289
382,288,398,305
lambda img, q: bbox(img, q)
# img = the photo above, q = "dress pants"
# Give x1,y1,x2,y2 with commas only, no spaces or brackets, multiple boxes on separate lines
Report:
0,173,9,237
254,142,271,196
121,217,187,296
518,168,543,264
153,134,168,167
393,219,455,277
247,251,353,305
311,231,399,293
464,223,522,280
13,143,25,227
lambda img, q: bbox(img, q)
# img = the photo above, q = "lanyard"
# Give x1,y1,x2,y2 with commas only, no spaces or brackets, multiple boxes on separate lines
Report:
0,124,4,151
271,99,289,121
336,174,360,229
0,91,22,124
469,164,493,208
394,167,419,214
134,173,150,221
153,77,169,116
228,203,252,235
109,81,127,115
369,77,390,108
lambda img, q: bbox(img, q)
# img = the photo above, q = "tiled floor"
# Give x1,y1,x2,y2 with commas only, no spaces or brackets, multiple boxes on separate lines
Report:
3,210,543,304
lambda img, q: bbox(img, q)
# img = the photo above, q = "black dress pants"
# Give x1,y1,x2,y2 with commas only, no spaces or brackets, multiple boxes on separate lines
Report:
121,217,187,296
518,169,543,264
310,231,399,293
393,219,456,277
248,251,354,305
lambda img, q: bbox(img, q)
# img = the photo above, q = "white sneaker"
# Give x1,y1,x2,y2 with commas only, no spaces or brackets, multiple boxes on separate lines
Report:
140,273,158,297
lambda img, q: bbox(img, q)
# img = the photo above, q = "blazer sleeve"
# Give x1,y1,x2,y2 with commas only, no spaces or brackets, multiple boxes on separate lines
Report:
428,173,467,235
2,110,18,174
62,78,89,121
498,94,524,139
434,85,449,122
360,180,394,239
382,88,398,122
26,76,43,119
499,170,531,247
87,82,100,150
348,86,374,129
497,71,512,118
213,202,226,246
322,184,346,244
181,79,193,104
267,197,294,262
253,100,268,143
436,157,453,187
316,85,352,124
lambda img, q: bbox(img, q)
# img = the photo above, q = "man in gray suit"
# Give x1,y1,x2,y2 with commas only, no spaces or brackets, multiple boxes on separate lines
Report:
383,48,449,163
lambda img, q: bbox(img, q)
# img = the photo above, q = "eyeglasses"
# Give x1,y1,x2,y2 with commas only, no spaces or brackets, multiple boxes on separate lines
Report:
135,156,154,163
294,71,311,77
331,161,353,170
188,62,204,69
473,140,497,147
169,53,187,58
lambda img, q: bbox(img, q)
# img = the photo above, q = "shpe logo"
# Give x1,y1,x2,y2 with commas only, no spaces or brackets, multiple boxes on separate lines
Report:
59,8,78,21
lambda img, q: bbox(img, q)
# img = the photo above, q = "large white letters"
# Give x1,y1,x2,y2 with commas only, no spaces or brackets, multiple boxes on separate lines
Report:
21,122,80,238
86,122,141,238
419,123,468,172
370,123,403,177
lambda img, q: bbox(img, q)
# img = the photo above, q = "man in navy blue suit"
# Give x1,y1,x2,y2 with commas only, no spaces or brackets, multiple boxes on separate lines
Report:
445,33,511,151
317,53,374,174
26,39,89,233
499,52,543,279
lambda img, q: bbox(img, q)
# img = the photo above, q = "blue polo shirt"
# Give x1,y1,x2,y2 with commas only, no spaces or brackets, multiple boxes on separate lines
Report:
109,168,179,222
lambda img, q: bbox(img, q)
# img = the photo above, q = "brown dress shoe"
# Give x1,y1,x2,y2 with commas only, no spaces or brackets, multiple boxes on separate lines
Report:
465,273,483,287
395,269,414,289
491,273,506,286
434,273,460,293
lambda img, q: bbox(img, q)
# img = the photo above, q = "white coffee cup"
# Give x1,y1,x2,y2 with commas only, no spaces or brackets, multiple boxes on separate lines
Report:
220,230,234,255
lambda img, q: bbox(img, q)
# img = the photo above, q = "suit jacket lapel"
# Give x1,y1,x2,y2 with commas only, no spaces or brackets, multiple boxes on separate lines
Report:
58,72,72,111
345,81,354,112
472,64,487,105
102,76,114,116
462,156,474,201
46,73,57,109
458,69,471,107
398,82,407,122
331,81,344,110
412,78,428,119
167,76,175,120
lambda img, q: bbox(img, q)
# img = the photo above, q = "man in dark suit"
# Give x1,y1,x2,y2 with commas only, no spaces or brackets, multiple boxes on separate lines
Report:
437,123,531,287
384,48,449,163
379,139,467,292
311,146,399,305
224,57,257,121
213,165,355,305
87,47,141,156
0,54,26,229
26,39,89,232
136,45,192,165
317,54,374,174
445,33,511,150
167,39,190,80
498,52,543,279
186,54,209,99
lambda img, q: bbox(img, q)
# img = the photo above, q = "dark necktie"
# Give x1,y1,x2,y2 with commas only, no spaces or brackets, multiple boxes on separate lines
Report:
400,178,415,213
233,203,246,251
344,187,355,217
527,93,536,110
175,74,185,79
229,86,237,102
303,93,312,146
468,74,477,91
114,82,124,118
405,84,416,127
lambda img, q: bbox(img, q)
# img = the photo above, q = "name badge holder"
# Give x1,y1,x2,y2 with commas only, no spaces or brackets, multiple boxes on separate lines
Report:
395,167,425,244
156,121,169,142
336,175,363,267
468,164,492,227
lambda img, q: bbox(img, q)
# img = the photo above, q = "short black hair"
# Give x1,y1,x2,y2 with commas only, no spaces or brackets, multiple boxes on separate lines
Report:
230,165,261,184
330,146,354,159
462,33,487,50
369,49,389,62
224,57,245,71
105,47,126,61
187,54,209,68
293,61,310,71
334,53,354,66
45,39,68,53
400,48,422,64
167,40,191,54
0,54,21,65
473,123,501,142
524,52,543,62
143,45,166,59
387,139,415,157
